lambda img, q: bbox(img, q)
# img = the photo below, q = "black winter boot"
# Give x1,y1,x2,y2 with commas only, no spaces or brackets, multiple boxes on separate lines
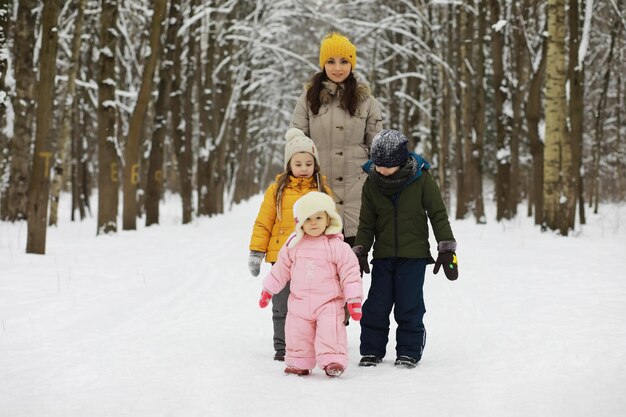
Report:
274,350,285,361
359,355,382,367
394,355,419,368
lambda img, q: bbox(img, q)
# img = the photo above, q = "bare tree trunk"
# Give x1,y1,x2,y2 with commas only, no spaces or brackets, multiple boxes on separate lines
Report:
439,5,453,207
386,30,401,130
6,0,37,221
26,0,61,254
590,16,618,214
543,0,568,232
527,33,547,225
170,8,192,224
97,0,119,235
71,94,86,221
566,0,583,229
0,0,10,217
232,69,252,205
427,4,440,185
196,4,211,216
122,0,166,230
146,0,181,227
73,35,94,222
458,4,473,219
491,0,511,221
49,0,85,226
201,5,224,216
617,69,623,201
472,0,486,223
0,0,8,114
405,53,421,149
454,5,467,220
510,1,529,218
207,14,236,216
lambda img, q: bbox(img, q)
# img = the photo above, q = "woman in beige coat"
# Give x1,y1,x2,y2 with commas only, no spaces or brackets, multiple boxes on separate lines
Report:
290,32,383,247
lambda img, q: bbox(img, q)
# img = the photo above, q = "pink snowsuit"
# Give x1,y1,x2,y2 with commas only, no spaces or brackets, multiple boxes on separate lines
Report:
262,233,363,371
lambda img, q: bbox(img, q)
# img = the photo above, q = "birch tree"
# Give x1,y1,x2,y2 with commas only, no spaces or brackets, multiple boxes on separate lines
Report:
543,0,569,233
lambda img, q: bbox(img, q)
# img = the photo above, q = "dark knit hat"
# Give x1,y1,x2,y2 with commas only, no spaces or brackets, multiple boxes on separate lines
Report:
370,129,409,168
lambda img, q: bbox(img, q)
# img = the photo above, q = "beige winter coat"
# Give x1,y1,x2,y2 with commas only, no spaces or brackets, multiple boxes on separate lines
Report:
290,81,383,237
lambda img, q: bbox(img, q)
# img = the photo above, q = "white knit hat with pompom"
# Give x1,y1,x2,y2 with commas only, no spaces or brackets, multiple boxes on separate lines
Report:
286,191,342,248
284,128,320,171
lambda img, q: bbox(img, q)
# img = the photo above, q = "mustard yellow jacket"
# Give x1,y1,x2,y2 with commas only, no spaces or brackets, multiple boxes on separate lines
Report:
249,175,331,263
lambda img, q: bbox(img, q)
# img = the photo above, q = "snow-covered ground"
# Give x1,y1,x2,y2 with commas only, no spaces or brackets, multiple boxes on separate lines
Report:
1,194,625,417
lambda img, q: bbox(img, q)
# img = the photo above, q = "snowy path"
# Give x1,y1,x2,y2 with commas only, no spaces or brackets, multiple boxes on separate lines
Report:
1,196,625,417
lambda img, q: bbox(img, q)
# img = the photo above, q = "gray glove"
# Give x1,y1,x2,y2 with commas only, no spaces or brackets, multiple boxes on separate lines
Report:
248,251,264,277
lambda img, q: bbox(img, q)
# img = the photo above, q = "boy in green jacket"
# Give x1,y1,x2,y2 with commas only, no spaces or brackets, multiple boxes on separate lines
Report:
352,129,458,368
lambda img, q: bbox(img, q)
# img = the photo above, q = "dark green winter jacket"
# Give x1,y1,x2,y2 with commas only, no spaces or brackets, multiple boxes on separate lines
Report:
354,154,455,262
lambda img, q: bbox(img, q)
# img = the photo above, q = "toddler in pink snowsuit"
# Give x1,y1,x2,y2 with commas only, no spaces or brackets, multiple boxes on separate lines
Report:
259,192,363,377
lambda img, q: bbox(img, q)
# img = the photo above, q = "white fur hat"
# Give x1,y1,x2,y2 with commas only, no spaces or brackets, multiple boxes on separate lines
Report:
286,191,342,248
284,128,320,171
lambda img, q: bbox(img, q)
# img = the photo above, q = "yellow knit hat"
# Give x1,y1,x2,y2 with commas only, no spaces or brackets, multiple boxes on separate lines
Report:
319,32,357,70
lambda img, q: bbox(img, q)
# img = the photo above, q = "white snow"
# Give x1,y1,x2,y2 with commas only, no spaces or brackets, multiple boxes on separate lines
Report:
1,194,625,417
578,0,594,69
492,19,508,33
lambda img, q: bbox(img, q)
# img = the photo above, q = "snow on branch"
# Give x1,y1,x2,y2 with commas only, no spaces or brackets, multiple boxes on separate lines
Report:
378,72,427,84
492,20,508,33
394,92,431,121
177,1,237,37
226,34,319,72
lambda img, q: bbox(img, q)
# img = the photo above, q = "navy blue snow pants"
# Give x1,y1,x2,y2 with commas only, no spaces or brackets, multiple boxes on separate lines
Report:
360,257,427,361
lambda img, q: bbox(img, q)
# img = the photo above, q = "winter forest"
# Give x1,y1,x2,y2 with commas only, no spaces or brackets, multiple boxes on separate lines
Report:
0,0,625,254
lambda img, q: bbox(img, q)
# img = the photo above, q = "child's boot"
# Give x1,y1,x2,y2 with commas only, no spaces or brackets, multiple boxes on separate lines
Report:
359,355,382,367
394,355,419,368
284,366,310,376
324,363,344,377
274,350,285,361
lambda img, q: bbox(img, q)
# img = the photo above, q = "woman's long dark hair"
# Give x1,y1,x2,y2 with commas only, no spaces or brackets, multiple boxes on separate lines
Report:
306,71,359,117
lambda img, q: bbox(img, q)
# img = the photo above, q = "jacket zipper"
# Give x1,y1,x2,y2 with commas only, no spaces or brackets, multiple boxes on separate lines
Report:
392,194,399,257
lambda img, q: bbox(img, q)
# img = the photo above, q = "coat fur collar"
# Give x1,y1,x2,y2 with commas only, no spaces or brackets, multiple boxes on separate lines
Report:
305,79,372,105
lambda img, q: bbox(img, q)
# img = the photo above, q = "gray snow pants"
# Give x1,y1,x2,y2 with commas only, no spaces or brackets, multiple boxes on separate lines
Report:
271,281,290,352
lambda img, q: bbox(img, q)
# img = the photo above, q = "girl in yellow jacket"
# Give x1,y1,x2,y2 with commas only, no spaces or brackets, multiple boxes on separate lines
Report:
248,128,331,361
